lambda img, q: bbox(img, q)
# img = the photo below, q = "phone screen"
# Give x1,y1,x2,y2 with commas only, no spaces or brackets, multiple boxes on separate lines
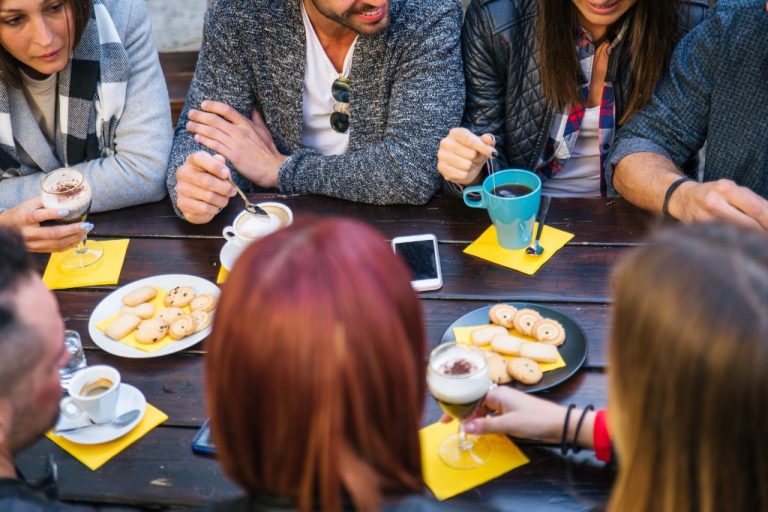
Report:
394,240,438,281
191,420,217,456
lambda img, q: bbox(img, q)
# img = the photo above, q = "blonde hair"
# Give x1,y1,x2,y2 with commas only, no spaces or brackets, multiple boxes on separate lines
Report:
607,223,768,512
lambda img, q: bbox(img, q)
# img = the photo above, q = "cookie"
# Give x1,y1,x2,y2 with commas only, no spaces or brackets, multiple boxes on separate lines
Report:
105,314,141,340
470,325,508,346
169,315,195,340
190,293,217,313
485,352,512,384
157,307,184,325
489,304,518,328
490,333,524,356
135,318,169,344
164,286,195,308
507,357,543,385
120,303,155,320
122,286,157,307
191,311,212,333
519,342,559,364
531,318,566,346
513,308,543,336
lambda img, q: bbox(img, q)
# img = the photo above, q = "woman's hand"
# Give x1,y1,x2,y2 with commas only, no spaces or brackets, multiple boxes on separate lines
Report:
0,197,92,253
437,128,496,186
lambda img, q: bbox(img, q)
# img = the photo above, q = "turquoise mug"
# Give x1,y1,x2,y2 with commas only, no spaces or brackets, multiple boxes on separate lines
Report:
463,170,542,249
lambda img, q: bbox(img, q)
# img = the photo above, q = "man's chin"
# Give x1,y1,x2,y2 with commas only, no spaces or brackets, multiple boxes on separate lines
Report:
351,13,390,36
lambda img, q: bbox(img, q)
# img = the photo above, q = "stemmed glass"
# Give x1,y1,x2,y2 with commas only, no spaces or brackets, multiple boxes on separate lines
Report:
427,342,494,469
40,168,104,270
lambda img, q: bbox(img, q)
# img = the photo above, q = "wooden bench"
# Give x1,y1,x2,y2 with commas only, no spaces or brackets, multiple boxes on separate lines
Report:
159,51,198,125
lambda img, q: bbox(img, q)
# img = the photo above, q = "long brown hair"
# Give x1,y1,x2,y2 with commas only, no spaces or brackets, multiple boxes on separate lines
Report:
538,0,680,124
0,0,93,88
206,218,425,512
608,223,768,512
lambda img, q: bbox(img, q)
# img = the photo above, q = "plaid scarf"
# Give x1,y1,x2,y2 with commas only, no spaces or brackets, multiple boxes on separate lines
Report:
538,22,628,196
0,0,129,178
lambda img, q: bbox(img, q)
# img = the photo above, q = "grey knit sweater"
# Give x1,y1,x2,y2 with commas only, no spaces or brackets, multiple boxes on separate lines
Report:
166,0,464,209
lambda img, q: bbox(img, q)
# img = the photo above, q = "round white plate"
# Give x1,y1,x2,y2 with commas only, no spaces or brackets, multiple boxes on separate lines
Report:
57,383,146,445
219,241,243,271
88,274,220,359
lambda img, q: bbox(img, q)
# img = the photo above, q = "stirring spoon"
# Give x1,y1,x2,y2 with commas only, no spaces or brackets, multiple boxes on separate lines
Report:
526,195,552,256
54,409,141,435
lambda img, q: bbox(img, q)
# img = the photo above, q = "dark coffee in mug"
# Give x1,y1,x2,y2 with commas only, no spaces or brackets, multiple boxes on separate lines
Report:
80,378,114,398
492,184,533,198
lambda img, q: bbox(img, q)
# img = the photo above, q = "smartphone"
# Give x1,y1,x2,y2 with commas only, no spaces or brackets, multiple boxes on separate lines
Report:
391,234,443,292
191,419,217,456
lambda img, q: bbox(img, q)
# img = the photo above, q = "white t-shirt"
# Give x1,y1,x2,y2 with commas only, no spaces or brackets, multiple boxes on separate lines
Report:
20,70,57,145
299,1,357,156
542,105,601,198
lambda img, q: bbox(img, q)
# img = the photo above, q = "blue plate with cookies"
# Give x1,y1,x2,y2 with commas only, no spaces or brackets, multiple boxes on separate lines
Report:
440,303,587,393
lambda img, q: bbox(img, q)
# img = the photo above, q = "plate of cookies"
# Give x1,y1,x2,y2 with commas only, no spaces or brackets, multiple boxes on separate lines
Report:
87,274,220,358
440,303,587,393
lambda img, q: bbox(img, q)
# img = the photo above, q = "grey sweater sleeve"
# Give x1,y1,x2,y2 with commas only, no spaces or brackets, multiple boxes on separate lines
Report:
0,0,172,212
277,1,464,206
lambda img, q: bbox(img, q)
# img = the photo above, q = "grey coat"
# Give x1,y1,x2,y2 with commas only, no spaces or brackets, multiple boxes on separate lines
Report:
166,0,464,209
0,0,172,213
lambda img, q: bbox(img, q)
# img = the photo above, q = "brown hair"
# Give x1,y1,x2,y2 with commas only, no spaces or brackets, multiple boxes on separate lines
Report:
537,0,680,124
607,223,768,512
0,0,93,88
206,218,425,512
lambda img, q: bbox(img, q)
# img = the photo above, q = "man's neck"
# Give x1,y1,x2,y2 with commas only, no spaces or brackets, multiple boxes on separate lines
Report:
303,0,357,73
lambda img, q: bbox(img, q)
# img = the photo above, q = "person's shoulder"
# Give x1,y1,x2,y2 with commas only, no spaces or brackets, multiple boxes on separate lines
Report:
707,0,768,24
389,0,462,30
464,0,537,36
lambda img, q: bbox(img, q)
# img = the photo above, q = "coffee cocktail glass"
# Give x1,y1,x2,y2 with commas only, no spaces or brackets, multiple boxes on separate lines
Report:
40,168,104,270
427,342,493,469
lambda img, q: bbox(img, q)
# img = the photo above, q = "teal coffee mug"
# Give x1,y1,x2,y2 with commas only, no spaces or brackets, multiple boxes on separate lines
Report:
463,170,542,249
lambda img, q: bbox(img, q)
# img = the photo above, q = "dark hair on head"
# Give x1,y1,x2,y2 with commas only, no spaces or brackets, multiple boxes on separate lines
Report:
0,226,32,295
538,0,680,125
0,0,94,88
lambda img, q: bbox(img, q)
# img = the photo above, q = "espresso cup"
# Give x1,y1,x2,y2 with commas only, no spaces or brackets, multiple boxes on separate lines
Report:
60,365,121,424
222,202,293,248
463,170,542,249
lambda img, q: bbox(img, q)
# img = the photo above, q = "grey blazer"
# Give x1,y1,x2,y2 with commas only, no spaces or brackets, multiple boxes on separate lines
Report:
0,0,171,213
166,0,464,209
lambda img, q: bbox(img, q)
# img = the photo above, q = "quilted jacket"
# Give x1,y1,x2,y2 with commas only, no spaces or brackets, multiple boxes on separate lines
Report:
461,0,708,174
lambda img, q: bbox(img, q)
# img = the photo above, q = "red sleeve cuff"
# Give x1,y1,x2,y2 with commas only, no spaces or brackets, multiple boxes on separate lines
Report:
593,409,612,462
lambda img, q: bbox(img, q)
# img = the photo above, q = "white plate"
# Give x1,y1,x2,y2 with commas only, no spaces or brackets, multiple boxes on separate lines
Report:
88,274,220,359
219,241,243,271
56,383,146,445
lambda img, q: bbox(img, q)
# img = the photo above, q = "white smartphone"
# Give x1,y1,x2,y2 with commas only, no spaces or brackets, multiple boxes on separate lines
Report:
391,234,443,292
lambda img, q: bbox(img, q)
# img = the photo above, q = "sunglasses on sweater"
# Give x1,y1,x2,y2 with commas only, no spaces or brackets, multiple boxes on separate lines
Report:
331,76,350,133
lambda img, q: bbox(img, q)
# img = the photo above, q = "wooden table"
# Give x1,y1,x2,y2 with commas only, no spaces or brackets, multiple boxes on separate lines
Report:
18,194,655,511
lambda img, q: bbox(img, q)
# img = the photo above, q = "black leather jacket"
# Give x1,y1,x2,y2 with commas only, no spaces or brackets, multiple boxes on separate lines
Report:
461,0,708,173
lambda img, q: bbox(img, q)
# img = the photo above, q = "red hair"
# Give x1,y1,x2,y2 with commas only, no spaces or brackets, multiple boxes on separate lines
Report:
206,218,425,511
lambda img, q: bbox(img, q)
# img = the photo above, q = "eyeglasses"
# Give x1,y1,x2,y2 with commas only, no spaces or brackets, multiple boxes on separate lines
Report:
331,76,350,133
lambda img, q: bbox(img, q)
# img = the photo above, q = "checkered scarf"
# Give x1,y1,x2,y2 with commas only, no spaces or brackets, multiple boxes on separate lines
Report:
0,0,129,178
538,22,628,196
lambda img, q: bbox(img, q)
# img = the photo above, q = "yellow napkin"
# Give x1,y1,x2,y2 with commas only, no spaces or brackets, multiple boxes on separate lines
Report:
453,325,566,372
464,224,574,275
95,289,187,353
217,266,228,284
43,239,130,290
46,404,168,471
420,420,529,500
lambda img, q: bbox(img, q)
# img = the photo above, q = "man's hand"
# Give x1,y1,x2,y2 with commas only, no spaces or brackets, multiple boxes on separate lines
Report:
174,152,237,224
187,101,287,188
0,197,92,252
437,128,495,185
668,179,768,230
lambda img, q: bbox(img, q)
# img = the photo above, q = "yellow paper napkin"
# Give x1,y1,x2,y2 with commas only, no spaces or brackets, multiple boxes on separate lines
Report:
43,239,130,290
420,420,529,500
464,224,574,275
95,289,188,353
217,266,228,284
46,404,168,471
453,325,566,372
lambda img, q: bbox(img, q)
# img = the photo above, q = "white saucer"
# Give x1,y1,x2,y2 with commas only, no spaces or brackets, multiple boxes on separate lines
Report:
55,383,147,445
219,241,244,271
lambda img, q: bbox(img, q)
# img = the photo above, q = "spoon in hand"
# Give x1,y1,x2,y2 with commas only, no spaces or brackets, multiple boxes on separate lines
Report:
227,176,270,218
526,195,552,256
54,409,141,435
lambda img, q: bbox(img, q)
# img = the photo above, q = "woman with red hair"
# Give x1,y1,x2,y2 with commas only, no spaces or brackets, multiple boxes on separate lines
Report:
202,218,471,512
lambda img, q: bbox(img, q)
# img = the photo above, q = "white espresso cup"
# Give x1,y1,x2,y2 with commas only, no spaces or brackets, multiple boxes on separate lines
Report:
60,365,121,424
222,202,293,248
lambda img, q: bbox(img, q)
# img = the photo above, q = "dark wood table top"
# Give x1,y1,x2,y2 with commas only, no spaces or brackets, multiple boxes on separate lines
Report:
17,194,656,511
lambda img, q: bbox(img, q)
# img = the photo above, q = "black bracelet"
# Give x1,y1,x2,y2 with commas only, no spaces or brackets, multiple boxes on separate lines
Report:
662,177,693,219
560,404,576,456
571,404,595,454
